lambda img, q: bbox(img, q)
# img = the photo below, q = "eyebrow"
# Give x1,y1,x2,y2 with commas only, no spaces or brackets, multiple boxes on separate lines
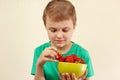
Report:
63,27,70,29
48,26,70,30
48,27,56,30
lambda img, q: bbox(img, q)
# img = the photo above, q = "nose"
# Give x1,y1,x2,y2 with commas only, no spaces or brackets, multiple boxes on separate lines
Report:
56,32,63,39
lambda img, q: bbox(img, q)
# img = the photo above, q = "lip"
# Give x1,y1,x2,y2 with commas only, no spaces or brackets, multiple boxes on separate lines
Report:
55,40,64,44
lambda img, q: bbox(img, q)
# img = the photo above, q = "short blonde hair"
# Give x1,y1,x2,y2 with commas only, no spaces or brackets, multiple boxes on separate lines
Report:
43,0,76,26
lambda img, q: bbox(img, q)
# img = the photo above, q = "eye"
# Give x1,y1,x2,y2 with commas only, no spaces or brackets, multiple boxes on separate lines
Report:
50,28,57,32
63,28,69,32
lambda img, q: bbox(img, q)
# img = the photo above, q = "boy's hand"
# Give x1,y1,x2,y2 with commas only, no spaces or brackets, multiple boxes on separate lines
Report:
36,47,58,67
59,69,87,80
60,73,77,80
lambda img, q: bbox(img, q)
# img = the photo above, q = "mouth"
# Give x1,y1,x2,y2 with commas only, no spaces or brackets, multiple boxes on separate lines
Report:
55,40,65,44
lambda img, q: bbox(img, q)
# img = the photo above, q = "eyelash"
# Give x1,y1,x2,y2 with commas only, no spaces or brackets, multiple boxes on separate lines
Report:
51,29,56,32
50,29,69,32
63,29,69,32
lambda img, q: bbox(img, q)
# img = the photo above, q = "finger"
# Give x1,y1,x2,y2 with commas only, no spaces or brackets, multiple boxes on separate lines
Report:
50,50,58,59
47,58,56,62
58,73,62,80
49,47,57,52
43,49,57,59
71,73,77,80
42,51,57,62
49,47,58,58
65,73,71,80
44,57,57,62
44,47,57,53
61,73,66,80
49,50,57,59
59,73,66,80
79,69,87,80
84,69,88,77
84,69,87,76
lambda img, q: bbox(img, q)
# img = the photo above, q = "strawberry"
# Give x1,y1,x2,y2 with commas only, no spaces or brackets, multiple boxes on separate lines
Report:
71,54,77,59
80,59,85,64
56,52,62,60
56,53,85,64
75,57,85,64
65,56,74,63
59,57,65,62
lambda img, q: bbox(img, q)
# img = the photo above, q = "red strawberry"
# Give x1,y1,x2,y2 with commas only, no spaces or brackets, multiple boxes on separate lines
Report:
65,56,74,63
80,59,85,64
59,57,65,62
56,53,85,64
56,52,62,60
75,57,85,64
71,54,78,60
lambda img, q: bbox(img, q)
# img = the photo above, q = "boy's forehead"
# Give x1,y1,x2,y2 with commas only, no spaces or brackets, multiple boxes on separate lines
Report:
47,18,72,24
46,18,73,29
46,16,72,24
47,15,72,22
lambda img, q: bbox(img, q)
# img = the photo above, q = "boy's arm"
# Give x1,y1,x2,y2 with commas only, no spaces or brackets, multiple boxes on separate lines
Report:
34,66,45,80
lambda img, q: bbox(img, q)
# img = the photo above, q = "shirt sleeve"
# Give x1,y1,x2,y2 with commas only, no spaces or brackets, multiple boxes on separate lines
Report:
31,48,41,75
85,52,94,78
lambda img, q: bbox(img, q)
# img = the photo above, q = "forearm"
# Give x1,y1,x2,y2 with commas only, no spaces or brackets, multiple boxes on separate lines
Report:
34,66,45,80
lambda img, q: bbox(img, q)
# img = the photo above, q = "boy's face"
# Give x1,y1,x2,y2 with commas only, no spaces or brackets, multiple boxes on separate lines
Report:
46,17,75,48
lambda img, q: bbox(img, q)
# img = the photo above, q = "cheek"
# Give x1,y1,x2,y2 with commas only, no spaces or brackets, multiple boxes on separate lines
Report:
64,33,73,40
47,32,55,40
67,31,74,37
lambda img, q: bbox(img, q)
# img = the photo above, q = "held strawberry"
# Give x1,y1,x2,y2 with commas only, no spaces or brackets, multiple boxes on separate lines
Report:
56,52,62,60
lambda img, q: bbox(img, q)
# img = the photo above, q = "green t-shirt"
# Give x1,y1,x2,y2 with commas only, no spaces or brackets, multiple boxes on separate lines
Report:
31,42,94,80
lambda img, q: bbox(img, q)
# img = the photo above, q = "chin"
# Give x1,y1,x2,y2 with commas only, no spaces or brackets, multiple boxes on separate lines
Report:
55,43,65,48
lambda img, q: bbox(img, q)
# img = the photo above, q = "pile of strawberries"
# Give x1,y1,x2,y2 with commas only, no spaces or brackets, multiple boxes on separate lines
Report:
56,52,85,64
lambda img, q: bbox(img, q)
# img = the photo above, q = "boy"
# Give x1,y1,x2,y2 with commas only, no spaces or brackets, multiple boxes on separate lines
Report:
31,0,94,80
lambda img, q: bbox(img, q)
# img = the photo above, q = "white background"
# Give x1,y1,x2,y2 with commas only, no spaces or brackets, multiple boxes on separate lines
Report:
0,0,120,80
